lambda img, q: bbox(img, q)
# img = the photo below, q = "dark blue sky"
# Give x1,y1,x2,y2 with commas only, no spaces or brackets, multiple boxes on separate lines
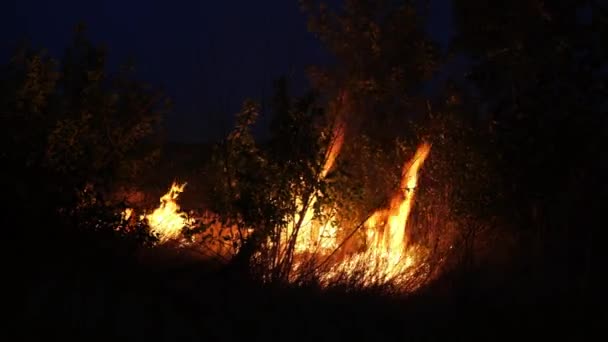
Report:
2,0,453,142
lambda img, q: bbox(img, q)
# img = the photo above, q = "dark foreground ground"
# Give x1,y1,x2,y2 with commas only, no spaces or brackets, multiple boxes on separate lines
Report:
11,215,604,341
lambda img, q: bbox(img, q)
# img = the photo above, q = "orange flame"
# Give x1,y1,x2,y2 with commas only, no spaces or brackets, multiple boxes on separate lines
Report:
145,182,194,242
321,121,345,179
122,182,194,242
283,121,344,255
322,143,431,285
368,143,431,253
119,124,433,289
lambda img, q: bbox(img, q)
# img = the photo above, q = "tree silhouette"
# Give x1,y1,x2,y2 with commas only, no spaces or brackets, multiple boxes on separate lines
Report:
1,25,169,215
453,0,607,292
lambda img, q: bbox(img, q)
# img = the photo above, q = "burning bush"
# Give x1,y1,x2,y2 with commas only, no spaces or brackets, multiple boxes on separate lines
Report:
205,89,348,282
0,25,473,295
96,83,496,294
115,84,460,293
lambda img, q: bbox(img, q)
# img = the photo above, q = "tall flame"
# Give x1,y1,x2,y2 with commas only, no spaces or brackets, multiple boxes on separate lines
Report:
321,121,345,179
284,120,345,255
322,143,431,284
119,124,433,289
368,143,431,251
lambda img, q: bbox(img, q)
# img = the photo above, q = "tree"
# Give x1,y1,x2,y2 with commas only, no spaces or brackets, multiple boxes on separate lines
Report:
301,0,501,282
302,0,440,144
1,25,168,215
204,78,348,282
452,0,607,292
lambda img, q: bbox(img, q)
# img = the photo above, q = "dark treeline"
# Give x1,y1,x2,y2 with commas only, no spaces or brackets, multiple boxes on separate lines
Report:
5,1,606,340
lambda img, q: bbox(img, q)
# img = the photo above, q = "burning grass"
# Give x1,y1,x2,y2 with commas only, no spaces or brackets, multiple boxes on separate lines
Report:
122,139,447,292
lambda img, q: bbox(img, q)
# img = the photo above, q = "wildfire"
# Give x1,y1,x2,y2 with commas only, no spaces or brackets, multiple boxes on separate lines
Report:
321,120,345,179
364,143,431,264
123,182,194,242
282,121,345,255
279,115,431,287
119,121,433,289
145,182,195,241
323,143,432,285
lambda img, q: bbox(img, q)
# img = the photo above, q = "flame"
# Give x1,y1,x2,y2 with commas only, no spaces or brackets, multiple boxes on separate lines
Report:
145,182,194,241
143,182,194,242
118,125,433,289
321,120,345,179
283,121,344,256
367,143,431,256
322,143,431,285
121,208,133,221
279,119,432,287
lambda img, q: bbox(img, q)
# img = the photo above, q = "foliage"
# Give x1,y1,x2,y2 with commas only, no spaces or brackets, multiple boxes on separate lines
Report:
302,0,440,144
302,0,448,242
205,79,345,282
453,0,606,219
452,0,607,289
68,184,159,248
1,25,167,212
301,0,496,276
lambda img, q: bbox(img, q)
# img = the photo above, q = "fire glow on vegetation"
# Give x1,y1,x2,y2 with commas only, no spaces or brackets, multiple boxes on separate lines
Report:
366,143,431,266
121,123,433,289
273,117,432,286
280,122,345,256
321,143,432,286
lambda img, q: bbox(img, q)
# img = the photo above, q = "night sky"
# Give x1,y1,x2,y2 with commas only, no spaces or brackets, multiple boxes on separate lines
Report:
2,0,453,142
